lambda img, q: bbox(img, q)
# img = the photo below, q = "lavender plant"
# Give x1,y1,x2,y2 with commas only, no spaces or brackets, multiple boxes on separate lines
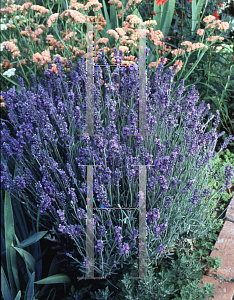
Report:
1,49,233,281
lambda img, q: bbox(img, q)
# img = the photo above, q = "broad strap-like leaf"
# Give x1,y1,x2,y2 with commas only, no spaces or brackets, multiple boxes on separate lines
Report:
16,231,48,249
24,272,35,300
4,191,16,296
101,0,111,32
1,266,13,300
192,0,206,33
13,247,36,274
160,0,175,38
153,0,175,38
35,274,71,284
14,290,21,300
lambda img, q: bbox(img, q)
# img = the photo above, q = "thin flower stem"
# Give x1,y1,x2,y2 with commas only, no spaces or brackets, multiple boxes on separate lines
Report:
146,0,151,18
181,0,184,40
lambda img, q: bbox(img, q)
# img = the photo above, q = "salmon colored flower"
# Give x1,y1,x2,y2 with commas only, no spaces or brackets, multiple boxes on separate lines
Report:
203,15,216,23
47,13,59,27
171,48,185,56
197,29,204,36
181,41,193,47
31,5,49,14
207,36,224,42
169,60,183,72
218,22,229,31
69,0,84,10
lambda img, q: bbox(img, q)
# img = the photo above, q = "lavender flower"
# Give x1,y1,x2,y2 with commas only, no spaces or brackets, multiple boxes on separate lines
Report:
98,225,106,237
223,166,234,189
95,239,104,252
119,242,130,255
157,244,165,254
1,50,233,279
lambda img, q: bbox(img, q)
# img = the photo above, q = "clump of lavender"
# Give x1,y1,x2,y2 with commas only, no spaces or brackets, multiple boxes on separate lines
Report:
1,49,233,279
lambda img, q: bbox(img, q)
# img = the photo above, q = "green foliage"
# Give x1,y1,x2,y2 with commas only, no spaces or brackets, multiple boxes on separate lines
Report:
204,148,234,212
90,286,114,300
61,284,93,300
1,159,71,300
114,215,223,300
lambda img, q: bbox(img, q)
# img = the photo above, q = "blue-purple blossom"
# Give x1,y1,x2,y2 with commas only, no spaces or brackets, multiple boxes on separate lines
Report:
1,49,233,279
77,208,86,219
95,239,104,252
119,242,130,255
147,208,160,225
98,225,106,237
107,219,112,226
157,244,165,254
114,226,123,244
189,188,200,205
223,166,234,189
129,229,138,239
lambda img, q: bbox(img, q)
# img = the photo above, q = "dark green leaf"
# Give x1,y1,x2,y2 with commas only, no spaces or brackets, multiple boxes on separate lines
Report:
4,191,16,296
35,274,71,285
13,247,36,274
17,231,48,249
24,272,35,300
14,290,21,300
1,266,13,300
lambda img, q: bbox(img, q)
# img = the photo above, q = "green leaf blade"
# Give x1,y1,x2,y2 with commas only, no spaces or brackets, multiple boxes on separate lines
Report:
13,247,36,274
4,191,16,297
24,272,35,300
17,231,48,249
35,274,71,285
1,266,13,300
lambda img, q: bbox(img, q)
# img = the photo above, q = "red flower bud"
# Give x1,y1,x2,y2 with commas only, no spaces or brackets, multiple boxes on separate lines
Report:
219,3,223,7
213,9,219,20
153,12,157,16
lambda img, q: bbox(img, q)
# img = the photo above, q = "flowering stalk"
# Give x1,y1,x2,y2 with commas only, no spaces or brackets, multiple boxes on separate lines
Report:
1,51,233,278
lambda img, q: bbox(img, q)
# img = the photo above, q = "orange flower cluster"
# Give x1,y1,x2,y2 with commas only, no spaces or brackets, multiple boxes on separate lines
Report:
197,29,204,36
126,0,143,11
84,0,103,12
33,49,51,65
21,26,44,42
169,60,183,72
181,41,193,47
60,29,77,42
171,48,185,56
126,14,142,24
69,0,85,10
47,13,59,27
60,9,87,23
31,5,49,14
88,14,106,30
68,45,85,58
96,38,109,45
148,57,167,68
2,40,21,58
0,59,13,70
107,29,120,40
218,22,229,31
203,15,216,23
16,59,26,68
207,36,224,42
108,0,122,9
